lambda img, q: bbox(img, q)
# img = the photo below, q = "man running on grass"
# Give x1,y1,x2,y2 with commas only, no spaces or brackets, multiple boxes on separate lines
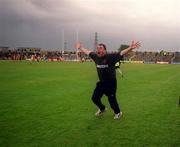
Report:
76,41,140,119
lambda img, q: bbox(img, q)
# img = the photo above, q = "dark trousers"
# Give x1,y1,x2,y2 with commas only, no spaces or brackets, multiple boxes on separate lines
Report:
91,79,120,114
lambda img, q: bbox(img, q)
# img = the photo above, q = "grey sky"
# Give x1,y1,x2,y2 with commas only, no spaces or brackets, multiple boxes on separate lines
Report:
0,0,179,51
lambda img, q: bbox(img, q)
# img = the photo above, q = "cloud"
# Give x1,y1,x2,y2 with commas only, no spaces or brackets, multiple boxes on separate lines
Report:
0,0,179,51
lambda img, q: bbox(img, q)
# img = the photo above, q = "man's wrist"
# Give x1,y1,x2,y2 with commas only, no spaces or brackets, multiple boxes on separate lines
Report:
129,47,133,50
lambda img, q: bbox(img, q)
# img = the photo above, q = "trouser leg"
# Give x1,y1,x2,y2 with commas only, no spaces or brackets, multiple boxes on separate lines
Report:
107,94,120,114
105,79,120,114
91,82,105,111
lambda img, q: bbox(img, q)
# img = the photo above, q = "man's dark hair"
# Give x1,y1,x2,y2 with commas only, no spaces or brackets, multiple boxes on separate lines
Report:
98,43,106,50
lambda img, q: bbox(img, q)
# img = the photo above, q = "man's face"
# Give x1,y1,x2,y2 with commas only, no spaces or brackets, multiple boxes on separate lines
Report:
97,45,106,57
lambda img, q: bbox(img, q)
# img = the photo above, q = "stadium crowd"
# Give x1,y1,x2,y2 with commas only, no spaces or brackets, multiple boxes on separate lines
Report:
0,48,180,64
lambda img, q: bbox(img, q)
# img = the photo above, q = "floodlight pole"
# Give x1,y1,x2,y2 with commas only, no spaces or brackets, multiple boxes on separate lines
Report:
76,30,79,61
62,29,64,58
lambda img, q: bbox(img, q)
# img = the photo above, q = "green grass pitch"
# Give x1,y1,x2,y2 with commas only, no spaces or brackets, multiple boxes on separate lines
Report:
0,61,180,147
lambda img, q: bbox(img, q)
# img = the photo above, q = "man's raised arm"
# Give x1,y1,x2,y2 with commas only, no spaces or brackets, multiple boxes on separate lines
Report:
75,42,92,55
120,41,141,56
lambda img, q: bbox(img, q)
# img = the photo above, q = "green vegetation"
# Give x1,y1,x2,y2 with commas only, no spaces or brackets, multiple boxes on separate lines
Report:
0,61,179,147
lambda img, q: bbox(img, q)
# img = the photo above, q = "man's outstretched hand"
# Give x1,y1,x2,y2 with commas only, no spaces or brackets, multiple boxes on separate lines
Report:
74,42,91,55
130,41,141,50
120,41,141,56
75,42,82,49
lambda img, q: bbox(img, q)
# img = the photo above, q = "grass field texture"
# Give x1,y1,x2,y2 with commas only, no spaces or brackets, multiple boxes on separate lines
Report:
0,61,180,147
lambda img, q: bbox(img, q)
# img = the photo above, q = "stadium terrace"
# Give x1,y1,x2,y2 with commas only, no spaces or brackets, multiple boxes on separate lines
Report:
0,46,180,64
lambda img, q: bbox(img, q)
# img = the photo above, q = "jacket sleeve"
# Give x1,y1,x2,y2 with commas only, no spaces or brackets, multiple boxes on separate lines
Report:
89,52,97,61
110,52,123,64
